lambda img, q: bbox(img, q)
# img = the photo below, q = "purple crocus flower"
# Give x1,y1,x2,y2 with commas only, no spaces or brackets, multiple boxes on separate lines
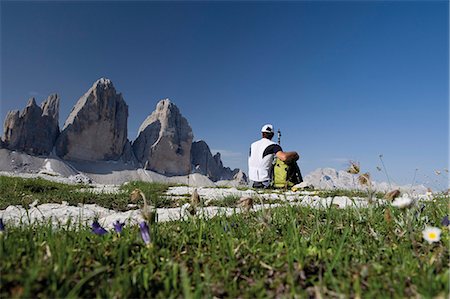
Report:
139,221,151,245
222,222,230,232
441,215,450,227
113,220,125,234
0,218,4,232
92,220,108,235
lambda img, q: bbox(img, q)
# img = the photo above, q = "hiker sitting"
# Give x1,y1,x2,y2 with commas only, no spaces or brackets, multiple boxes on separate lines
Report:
248,124,299,188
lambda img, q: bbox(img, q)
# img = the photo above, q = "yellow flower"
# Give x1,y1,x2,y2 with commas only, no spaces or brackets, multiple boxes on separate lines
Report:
422,226,441,244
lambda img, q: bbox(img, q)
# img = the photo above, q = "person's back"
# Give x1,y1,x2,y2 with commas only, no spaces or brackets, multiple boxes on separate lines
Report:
248,137,277,185
248,124,299,188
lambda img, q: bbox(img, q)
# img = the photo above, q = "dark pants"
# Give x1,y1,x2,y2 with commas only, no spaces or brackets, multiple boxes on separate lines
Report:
252,181,270,189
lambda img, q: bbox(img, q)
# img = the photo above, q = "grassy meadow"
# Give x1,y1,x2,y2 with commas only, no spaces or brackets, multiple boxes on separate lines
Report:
0,176,171,210
0,176,449,298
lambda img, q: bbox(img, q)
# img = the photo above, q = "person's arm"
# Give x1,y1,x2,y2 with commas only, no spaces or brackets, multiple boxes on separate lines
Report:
263,144,299,163
276,151,299,163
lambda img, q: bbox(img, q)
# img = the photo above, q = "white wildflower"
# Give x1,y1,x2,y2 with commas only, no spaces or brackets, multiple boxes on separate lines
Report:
417,191,434,201
391,194,414,209
422,226,441,244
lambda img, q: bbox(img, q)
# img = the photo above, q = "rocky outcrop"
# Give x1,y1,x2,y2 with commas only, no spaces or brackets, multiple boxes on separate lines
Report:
133,99,193,176
232,169,248,185
121,140,139,165
55,78,128,161
304,168,428,194
2,95,60,155
191,140,243,182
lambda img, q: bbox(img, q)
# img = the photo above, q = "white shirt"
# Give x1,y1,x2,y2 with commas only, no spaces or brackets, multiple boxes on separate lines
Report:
248,138,280,182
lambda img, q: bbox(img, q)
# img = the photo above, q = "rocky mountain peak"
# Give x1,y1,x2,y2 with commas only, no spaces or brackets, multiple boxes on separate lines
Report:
155,98,178,114
133,99,193,176
2,94,60,155
191,140,240,182
26,97,37,108
40,94,60,121
157,98,171,108
55,78,128,161
92,77,113,87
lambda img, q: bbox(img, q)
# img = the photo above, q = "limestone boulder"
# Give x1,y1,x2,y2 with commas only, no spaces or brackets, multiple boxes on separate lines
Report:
55,78,128,161
2,95,60,155
133,99,193,176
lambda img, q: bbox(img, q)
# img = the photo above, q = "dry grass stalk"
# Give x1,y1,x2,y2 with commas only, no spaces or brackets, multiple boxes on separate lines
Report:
347,161,360,174
187,205,197,216
358,172,371,186
184,189,201,217
237,197,253,212
142,206,156,224
384,189,401,201
130,189,143,203
191,189,200,207
131,188,155,224
384,208,392,224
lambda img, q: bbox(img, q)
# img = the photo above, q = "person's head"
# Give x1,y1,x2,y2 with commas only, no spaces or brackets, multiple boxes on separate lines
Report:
261,124,274,140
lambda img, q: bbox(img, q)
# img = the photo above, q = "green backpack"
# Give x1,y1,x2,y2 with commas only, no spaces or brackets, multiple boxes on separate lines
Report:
272,158,303,189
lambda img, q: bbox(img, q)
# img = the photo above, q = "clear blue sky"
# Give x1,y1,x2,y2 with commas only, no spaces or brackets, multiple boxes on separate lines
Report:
1,1,448,189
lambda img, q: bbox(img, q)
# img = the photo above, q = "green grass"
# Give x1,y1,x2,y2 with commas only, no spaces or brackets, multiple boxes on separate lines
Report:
207,195,240,207
247,187,385,200
0,176,170,211
1,196,448,298
315,188,385,199
208,195,285,208
119,181,171,207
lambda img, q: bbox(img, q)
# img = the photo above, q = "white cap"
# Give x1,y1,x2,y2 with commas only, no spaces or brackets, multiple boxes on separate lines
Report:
261,124,274,133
